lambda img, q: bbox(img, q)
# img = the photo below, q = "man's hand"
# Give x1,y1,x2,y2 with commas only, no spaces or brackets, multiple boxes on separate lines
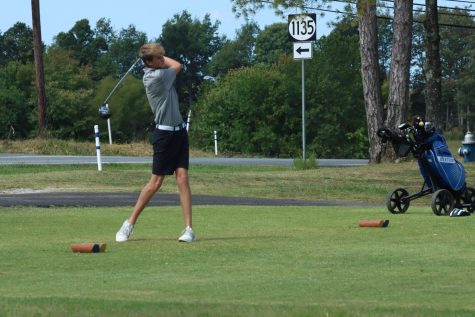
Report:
163,56,182,74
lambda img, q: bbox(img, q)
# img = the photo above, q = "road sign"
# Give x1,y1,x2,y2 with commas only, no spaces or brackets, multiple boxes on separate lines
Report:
293,42,313,60
288,13,316,42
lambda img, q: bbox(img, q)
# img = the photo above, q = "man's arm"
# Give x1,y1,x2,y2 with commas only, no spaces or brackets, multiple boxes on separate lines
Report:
162,56,182,74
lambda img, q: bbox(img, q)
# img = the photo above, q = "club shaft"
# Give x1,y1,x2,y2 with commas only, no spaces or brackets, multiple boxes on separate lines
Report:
102,58,141,105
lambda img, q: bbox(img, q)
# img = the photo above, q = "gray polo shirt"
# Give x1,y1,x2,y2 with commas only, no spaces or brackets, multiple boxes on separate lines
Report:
142,66,183,126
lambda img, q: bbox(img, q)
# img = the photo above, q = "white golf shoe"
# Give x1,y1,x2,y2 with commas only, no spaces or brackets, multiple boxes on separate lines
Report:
178,226,196,242
116,220,134,242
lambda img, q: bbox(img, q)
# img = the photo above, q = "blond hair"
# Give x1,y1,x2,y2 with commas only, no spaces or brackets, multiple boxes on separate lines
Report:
139,43,165,62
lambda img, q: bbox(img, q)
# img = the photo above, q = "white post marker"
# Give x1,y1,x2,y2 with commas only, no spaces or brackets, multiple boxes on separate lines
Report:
186,109,191,132
214,130,218,156
94,125,103,172
106,104,112,144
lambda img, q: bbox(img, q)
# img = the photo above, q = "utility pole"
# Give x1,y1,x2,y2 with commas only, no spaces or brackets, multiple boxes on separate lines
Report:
31,0,47,136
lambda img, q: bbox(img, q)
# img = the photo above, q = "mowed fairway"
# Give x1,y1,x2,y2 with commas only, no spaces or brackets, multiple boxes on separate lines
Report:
1,205,474,316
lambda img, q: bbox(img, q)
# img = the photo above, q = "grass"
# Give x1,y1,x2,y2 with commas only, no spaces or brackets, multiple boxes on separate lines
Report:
1,139,475,316
0,206,474,316
1,160,475,205
0,138,209,157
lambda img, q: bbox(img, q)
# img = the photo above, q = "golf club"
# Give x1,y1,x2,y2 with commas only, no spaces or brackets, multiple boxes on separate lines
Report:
101,57,142,107
98,58,142,144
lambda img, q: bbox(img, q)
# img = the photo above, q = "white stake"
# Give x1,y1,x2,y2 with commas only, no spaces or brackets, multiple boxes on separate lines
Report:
106,104,112,144
186,109,191,132
214,130,218,156
94,125,103,171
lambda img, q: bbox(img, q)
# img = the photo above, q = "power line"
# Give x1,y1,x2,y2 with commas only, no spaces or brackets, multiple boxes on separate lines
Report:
411,1,475,13
445,0,475,4
255,0,475,30
376,1,475,18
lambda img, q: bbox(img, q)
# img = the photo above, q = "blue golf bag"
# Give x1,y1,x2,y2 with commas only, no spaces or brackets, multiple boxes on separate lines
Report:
377,120,474,216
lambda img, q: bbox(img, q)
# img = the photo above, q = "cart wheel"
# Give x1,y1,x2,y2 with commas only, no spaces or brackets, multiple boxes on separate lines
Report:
386,188,410,214
431,189,455,216
463,187,475,213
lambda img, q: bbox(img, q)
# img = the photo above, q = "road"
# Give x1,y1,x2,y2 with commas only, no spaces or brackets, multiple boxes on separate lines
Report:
0,192,380,208
0,154,373,207
0,154,368,167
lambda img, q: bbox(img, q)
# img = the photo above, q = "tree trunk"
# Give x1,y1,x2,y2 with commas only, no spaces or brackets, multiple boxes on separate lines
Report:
424,0,442,127
383,0,413,161
31,0,47,136
357,0,384,163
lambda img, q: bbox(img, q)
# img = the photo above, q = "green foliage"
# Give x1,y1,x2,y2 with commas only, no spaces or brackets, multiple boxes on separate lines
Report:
306,21,366,158
41,49,95,139
0,22,34,66
293,153,317,169
159,10,225,112
193,18,366,159
54,19,106,67
207,22,260,77
107,25,147,76
0,61,35,138
92,76,150,142
193,64,300,157
254,23,292,65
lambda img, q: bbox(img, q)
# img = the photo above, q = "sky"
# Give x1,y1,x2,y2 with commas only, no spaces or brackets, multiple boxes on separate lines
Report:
0,1,468,45
0,0,349,45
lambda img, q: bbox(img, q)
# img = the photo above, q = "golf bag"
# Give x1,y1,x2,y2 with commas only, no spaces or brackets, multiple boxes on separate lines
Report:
377,120,474,216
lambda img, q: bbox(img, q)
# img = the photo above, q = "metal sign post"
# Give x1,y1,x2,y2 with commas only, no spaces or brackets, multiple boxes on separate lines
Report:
289,13,316,162
301,59,306,161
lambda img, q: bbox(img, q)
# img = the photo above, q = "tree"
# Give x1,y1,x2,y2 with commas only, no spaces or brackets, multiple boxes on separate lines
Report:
0,61,35,138
384,0,413,140
108,25,147,76
307,17,367,158
0,22,34,65
31,0,47,136
159,11,224,113
439,8,474,130
193,17,366,158
207,22,260,77
356,0,384,163
254,23,292,65
193,64,300,156
41,48,95,139
455,47,475,131
91,75,149,142
232,0,420,163
424,0,442,127
54,19,109,67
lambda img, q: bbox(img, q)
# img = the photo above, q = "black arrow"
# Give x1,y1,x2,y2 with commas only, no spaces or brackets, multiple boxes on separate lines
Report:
296,46,310,54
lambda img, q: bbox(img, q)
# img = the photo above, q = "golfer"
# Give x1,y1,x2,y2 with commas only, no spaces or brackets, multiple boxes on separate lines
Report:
116,43,195,243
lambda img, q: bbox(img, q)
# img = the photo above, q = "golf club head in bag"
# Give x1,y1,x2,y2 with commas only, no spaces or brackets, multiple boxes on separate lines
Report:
98,104,111,120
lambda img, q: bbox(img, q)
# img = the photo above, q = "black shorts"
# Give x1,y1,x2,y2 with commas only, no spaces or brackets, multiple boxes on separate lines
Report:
152,129,189,175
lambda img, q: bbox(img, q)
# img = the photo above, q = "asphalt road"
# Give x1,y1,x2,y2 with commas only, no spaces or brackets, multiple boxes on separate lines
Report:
0,154,372,207
0,154,368,167
0,192,380,208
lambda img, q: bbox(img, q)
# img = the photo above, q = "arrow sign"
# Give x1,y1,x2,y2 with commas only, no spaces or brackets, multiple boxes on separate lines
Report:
293,42,313,60
296,46,310,55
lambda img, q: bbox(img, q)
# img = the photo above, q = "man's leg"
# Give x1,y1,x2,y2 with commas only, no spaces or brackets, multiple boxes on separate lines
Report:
129,174,165,224
116,174,164,242
175,167,192,227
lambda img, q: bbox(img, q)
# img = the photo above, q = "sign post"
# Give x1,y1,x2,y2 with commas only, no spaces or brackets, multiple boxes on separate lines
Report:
288,13,316,163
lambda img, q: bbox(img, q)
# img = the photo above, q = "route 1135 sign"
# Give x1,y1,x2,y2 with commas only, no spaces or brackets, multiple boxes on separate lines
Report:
288,13,316,42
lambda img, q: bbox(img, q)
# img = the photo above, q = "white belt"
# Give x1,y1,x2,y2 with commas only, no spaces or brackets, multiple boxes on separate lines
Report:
156,123,186,131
